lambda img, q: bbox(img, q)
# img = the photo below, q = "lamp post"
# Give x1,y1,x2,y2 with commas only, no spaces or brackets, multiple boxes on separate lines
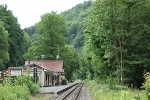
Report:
41,55,45,66
41,55,45,87
52,62,55,86
56,45,60,60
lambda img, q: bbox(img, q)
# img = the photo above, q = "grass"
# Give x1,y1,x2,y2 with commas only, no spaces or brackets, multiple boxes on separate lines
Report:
91,89,146,100
30,93,54,100
0,78,3,83
86,80,147,100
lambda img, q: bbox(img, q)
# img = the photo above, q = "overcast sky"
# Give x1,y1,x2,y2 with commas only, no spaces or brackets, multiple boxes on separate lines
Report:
0,0,86,29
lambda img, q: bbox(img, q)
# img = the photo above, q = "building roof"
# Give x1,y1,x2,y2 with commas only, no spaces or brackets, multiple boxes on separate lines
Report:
25,60,64,72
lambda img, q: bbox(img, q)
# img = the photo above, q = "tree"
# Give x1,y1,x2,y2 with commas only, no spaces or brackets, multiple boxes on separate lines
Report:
23,32,31,54
24,12,67,60
122,0,150,88
60,45,79,80
0,21,9,70
0,5,26,68
83,0,150,88
61,1,93,48
23,25,37,37
24,12,80,80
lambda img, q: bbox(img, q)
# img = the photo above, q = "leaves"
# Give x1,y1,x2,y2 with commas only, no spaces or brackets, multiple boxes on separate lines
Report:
24,12,67,60
0,5,29,68
0,21,9,70
61,1,93,48
77,0,150,87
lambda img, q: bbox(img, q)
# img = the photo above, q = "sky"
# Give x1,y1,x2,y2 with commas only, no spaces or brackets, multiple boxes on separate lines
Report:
0,0,86,29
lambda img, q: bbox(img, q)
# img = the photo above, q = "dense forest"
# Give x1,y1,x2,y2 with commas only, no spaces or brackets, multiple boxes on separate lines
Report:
0,5,30,70
78,0,150,89
1,0,150,90
61,1,92,48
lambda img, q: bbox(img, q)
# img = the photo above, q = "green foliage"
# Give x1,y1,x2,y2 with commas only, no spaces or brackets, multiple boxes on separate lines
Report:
22,1,93,82
24,12,67,60
23,32,31,53
14,75,40,94
0,4,29,68
61,1,93,48
24,25,37,37
142,72,150,100
61,75,68,85
1,67,40,99
0,21,9,70
0,75,30,100
80,0,150,88
120,90,129,100
2,76,13,86
24,1,93,49
86,80,146,100
24,12,79,81
61,45,79,80
106,77,117,90
0,85,30,100
74,43,95,80
13,67,40,94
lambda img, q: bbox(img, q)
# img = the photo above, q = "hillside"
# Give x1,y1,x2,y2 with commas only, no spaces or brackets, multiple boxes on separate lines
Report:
61,0,92,48
24,1,93,48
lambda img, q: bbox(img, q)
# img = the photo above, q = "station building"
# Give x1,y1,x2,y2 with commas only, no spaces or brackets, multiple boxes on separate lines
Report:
24,60,64,87
2,60,64,87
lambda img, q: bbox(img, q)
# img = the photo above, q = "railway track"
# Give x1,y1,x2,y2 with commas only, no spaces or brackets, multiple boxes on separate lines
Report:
52,82,84,100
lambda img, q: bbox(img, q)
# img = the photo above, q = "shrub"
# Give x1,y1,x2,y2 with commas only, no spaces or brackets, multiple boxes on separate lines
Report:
14,74,40,94
2,75,13,86
29,83,41,95
61,76,68,85
142,72,150,100
106,77,116,90
0,85,30,100
0,67,40,99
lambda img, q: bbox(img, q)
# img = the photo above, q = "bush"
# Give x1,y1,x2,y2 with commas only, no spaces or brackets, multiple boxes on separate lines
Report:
142,72,150,100
0,84,30,100
29,83,41,95
106,77,116,90
1,67,40,97
61,76,68,85
14,74,40,94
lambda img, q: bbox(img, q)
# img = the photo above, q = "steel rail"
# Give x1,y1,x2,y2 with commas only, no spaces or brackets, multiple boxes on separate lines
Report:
73,82,84,100
61,82,84,100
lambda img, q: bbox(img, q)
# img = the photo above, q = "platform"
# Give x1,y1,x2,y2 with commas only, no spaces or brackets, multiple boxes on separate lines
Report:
40,83,77,95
